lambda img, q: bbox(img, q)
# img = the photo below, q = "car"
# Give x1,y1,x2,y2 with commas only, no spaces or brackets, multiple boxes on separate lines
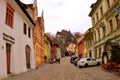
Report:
70,56,78,64
77,58,101,67
72,57,81,66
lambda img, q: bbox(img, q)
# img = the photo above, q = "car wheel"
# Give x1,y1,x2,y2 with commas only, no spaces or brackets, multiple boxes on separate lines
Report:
85,63,88,67
79,66,82,68
97,62,100,66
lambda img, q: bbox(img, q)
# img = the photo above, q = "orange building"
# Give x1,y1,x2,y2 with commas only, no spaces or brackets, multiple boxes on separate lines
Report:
33,0,45,67
77,41,84,57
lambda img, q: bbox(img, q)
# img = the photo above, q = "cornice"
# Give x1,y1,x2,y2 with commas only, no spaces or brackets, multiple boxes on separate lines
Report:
89,0,102,17
15,0,35,26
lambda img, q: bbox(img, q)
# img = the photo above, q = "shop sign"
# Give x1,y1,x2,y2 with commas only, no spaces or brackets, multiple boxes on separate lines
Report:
3,33,15,44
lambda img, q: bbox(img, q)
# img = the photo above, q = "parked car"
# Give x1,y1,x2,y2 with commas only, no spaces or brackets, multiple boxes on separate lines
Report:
77,58,101,67
70,56,78,64
72,58,81,66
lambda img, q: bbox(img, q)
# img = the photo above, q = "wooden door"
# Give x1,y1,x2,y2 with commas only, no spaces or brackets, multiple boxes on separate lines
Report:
6,43,11,74
26,45,30,68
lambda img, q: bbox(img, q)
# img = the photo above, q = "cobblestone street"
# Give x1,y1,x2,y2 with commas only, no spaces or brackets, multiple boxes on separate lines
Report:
1,57,120,80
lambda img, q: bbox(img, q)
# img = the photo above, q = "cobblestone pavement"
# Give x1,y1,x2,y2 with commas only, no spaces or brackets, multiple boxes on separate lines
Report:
1,57,120,80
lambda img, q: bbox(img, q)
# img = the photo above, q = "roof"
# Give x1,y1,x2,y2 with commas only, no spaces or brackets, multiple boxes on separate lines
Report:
15,0,35,26
88,0,101,17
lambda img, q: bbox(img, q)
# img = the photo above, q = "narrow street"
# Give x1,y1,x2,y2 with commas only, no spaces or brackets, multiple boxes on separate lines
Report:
1,57,120,80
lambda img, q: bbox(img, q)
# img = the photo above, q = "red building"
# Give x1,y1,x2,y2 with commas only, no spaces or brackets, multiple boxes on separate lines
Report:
51,43,59,63
78,41,84,57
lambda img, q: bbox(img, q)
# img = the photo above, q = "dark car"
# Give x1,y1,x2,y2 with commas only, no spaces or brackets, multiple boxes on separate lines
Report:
70,56,78,63
72,58,81,66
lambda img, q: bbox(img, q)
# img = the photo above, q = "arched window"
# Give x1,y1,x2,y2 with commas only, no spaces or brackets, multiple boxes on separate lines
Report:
100,6,103,17
106,0,110,9
102,26,106,37
108,19,114,32
115,15,120,28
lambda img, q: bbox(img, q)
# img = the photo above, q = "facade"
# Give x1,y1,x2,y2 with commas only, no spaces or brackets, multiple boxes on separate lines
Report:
51,43,58,62
33,0,45,67
89,0,120,63
44,33,52,63
84,28,93,58
66,42,76,55
77,28,92,58
56,47,61,59
77,34,85,57
0,0,35,79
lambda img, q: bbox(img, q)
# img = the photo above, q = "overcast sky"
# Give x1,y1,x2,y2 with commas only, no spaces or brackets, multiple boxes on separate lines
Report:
20,0,97,34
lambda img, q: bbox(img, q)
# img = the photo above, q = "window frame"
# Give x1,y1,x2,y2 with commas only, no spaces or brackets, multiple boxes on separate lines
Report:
100,6,103,17
108,19,114,32
5,3,14,28
106,0,110,9
115,15,120,28
23,23,27,35
96,12,99,22
28,27,31,38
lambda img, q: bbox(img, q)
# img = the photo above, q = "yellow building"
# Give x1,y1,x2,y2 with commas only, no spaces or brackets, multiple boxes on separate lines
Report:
44,34,52,63
88,0,120,63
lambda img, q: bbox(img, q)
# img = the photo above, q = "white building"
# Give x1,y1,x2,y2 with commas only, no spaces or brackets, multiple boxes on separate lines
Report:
0,0,36,79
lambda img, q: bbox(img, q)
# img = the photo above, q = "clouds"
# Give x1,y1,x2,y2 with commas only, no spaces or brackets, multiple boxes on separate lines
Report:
21,0,97,34
39,0,97,34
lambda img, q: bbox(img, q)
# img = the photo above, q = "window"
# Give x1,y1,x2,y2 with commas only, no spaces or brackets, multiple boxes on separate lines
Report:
98,29,100,40
99,47,101,58
24,23,27,35
28,27,31,38
92,59,96,61
115,15,120,28
87,58,90,61
5,3,14,28
100,7,103,17
112,0,116,3
109,19,114,32
100,22,106,37
102,27,106,37
94,32,96,43
92,17,95,26
106,0,110,9
95,49,97,58
96,12,99,22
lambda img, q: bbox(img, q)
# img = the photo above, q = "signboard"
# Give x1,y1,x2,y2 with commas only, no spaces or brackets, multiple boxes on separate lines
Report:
3,33,15,44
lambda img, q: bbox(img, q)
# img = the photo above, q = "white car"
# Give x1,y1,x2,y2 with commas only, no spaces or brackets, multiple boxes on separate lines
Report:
77,58,101,67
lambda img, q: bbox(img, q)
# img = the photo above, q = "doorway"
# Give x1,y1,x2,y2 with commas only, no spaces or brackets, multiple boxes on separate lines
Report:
25,45,31,69
6,43,11,74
